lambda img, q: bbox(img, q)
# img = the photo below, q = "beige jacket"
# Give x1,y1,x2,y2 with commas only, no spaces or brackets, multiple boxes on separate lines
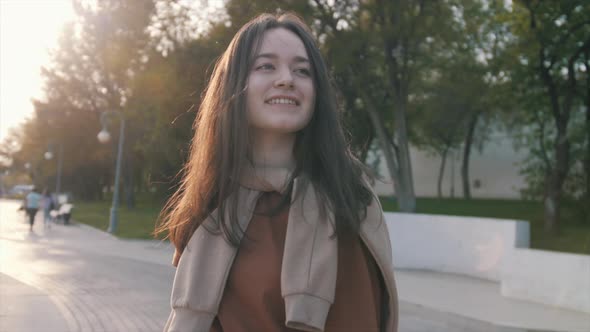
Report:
164,177,398,332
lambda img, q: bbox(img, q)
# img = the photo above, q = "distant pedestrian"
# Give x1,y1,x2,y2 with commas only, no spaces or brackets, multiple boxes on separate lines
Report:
41,189,54,228
157,12,398,332
25,187,42,231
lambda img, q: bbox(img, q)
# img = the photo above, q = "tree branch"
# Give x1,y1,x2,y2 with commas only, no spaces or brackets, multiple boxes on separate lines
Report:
553,19,590,50
568,37,590,67
563,37,590,118
312,0,339,33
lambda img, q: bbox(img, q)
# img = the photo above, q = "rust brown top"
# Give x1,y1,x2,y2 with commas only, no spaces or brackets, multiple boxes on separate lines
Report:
211,191,384,332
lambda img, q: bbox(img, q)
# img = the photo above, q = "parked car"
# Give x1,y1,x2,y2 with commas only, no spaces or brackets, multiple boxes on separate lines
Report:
8,184,34,198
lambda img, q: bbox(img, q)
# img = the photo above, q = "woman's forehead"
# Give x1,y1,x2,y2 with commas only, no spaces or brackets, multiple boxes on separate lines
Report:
254,28,309,60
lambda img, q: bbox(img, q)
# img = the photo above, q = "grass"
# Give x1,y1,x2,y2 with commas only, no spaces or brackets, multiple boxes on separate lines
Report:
74,194,165,239
74,194,590,255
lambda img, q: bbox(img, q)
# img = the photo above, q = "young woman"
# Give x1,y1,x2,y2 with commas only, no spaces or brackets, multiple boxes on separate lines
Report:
158,12,398,332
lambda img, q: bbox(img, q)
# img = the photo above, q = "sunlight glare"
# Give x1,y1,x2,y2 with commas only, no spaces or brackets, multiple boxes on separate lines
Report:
0,0,75,141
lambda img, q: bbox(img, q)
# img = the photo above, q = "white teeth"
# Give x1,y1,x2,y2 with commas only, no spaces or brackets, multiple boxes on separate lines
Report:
267,98,296,105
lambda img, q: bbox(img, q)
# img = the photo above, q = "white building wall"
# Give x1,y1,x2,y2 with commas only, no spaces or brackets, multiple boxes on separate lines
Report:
372,135,527,199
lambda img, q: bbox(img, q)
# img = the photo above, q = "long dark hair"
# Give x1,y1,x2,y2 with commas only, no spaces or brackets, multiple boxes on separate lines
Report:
155,12,373,266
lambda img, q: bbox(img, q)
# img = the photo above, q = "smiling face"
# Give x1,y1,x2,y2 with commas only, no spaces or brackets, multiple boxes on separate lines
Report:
246,28,316,137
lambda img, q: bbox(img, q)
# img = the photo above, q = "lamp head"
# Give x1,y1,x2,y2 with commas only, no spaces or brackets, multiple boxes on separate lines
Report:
97,130,111,143
44,151,53,160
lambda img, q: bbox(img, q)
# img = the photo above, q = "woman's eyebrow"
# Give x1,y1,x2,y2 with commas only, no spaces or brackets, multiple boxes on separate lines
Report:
254,53,310,63
292,55,310,64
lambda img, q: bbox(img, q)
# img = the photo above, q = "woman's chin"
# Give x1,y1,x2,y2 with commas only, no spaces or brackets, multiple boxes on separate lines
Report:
251,121,309,135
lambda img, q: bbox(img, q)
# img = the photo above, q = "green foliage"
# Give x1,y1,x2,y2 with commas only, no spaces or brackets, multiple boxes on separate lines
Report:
1,0,587,232
3,0,158,200
502,0,589,228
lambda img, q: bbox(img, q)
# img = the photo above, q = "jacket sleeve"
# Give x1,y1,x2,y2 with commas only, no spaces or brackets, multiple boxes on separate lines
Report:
164,188,259,332
163,226,236,332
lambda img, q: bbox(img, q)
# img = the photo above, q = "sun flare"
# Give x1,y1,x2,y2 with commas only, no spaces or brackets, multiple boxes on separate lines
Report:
0,0,75,141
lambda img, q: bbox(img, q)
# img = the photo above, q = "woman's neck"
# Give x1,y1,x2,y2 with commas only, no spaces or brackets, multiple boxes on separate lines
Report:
245,131,296,192
250,132,296,170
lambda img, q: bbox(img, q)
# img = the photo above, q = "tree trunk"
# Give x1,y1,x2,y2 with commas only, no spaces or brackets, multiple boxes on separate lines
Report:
542,131,569,234
362,79,415,212
584,103,590,225
461,112,479,199
544,173,560,233
526,4,587,232
536,40,572,232
125,154,135,209
544,127,569,233
349,69,408,211
393,100,417,212
437,147,449,198
584,52,590,208
450,149,456,198
377,0,417,213
365,100,402,203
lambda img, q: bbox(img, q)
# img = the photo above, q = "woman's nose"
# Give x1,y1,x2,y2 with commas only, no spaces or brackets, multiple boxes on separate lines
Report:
274,68,294,88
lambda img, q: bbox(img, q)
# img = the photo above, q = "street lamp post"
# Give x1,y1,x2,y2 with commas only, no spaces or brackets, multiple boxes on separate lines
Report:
97,111,125,234
24,162,36,184
44,143,64,196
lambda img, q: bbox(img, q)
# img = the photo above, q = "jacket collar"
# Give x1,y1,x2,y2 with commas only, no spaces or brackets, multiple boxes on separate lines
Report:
239,163,294,194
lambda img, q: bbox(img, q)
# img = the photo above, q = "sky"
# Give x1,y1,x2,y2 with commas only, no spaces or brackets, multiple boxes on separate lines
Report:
0,0,75,142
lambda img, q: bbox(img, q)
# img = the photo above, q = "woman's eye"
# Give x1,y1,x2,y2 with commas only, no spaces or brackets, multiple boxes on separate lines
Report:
295,68,311,76
256,63,274,71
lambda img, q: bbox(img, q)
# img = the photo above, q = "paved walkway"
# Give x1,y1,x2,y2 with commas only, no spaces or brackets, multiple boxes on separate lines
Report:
1,199,589,332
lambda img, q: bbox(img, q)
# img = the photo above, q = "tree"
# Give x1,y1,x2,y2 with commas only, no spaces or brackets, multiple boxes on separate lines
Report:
507,0,590,231
455,0,511,200
9,0,157,201
310,0,462,211
583,49,590,215
413,74,472,198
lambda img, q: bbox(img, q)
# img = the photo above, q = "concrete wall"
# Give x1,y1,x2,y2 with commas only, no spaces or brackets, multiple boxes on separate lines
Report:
501,249,590,314
384,212,530,281
384,212,590,313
